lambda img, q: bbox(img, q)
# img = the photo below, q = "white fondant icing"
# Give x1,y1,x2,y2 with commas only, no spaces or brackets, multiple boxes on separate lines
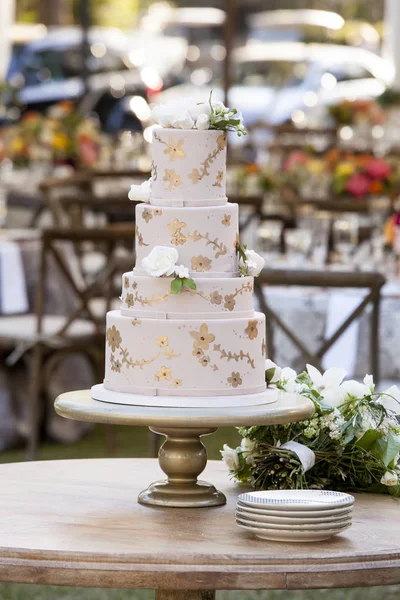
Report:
151,128,227,205
135,203,239,276
104,310,266,397
121,273,254,319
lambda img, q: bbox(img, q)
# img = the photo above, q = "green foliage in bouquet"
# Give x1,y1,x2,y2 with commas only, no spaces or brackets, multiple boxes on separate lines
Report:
221,363,400,497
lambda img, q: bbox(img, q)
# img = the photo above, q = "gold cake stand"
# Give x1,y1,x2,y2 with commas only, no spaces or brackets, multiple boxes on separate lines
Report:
54,389,313,509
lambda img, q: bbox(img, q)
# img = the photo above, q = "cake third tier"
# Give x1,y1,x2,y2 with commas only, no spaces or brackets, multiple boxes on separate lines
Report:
135,203,239,277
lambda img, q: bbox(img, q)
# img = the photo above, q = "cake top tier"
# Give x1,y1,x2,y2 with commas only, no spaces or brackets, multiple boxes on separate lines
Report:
128,93,246,207
150,128,227,207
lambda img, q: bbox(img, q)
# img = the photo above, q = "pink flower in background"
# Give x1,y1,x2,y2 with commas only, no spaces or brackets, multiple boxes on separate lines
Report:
345,173,370,198
365,158,392,180
283,151,307,172
394,212,400,226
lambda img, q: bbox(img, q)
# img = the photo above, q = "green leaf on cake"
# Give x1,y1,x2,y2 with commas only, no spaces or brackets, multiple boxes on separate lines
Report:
170,277,183,294
182,278,197,290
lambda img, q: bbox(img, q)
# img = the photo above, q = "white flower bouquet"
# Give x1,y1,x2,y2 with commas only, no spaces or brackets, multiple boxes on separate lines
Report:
221,362,400,497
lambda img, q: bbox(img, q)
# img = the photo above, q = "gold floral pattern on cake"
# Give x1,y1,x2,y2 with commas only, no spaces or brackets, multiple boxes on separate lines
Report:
173,378,182,388
199,355,210,367
155,366,172,381
188,133,226,184
125,293,134,308
190,323,215,350
245,319,259,340
212,170,223,188
163,169,181,191
224,295,236,311
131,318,142,326
164,347,181,360
154,132,186,162
261,338,266,356
110,355,122,373
132,281,138,290
233,232,240,250
227,372,242,388
124,276,129,289
210,291,223,305
156,336,169,348
166,218,228,257
192,347,204,358
191,255,212,272
221,214,231,227
135,225,149,247
142,207,153,223
213,344,255,369
107,325,122,352
154,208,163,216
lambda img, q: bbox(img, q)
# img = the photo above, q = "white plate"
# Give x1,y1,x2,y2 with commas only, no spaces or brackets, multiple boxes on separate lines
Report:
238,490,354,511
236,506,353,525
236,514,352,531
236,500,353,518
236,520,351,542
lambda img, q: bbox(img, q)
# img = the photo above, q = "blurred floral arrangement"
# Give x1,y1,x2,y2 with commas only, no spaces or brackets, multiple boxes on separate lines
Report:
234,163,277,196
331,152,398,199
221,362,400,497
329,99,384,126
0,101,104,169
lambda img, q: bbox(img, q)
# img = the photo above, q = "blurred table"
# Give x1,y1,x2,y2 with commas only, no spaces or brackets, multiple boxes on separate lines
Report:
261,282,400,380
0,459,399,598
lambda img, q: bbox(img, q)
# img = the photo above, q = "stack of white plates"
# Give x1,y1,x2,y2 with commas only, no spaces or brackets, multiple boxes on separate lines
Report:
236,490,354,542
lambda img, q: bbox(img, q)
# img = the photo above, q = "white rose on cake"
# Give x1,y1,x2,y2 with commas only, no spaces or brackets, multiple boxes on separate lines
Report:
196,113,211,130
171,111,194,130
152,97,211,130
141,246,179,277
240,249,265,277
128,178,152,202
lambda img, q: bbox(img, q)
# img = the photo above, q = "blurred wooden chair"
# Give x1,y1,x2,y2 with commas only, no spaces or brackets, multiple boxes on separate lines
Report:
254,269,385,382
0,225,136,460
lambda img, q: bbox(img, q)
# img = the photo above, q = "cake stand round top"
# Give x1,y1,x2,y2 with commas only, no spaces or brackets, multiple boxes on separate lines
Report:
54,388,314,428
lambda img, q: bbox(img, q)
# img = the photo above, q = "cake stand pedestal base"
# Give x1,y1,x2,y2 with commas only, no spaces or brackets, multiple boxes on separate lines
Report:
139,425,226,508
54,390,314,509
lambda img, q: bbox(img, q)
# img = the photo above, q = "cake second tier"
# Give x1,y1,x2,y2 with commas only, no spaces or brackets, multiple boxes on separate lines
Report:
104,310,266,397
135,202,239,277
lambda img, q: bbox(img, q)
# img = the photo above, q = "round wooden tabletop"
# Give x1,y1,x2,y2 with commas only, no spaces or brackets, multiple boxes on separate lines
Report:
0,459,399,593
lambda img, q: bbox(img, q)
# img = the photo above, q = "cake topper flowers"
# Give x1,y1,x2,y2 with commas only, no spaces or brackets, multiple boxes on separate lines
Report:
237,243,265,277
141,246,196,294
151,92,246,136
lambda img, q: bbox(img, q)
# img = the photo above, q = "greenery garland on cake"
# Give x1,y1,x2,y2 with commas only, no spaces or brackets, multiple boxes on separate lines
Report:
221,363,400,497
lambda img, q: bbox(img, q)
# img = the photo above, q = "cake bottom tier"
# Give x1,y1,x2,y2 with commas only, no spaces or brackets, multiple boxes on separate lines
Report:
104,310,267,397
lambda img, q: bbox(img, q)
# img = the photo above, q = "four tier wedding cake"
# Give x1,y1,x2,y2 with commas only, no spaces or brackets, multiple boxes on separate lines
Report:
92,96,276,408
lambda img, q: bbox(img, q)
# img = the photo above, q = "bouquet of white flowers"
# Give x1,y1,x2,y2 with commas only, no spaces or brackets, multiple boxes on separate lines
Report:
221,362,400,497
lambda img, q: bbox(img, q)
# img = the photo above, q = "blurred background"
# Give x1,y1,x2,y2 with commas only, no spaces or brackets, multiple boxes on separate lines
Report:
1,1,400,598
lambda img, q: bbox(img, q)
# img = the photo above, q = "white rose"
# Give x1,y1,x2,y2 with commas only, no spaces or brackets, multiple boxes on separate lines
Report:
381,470,399,487
265,359,282,383
280,367,302,394
185,98,211,120
196,113,210,130
220,444,239,471
128,178,152,202
151,105,175,128
171,110,194,130
175,264,189,279
240,249,265,277
141,246,178,277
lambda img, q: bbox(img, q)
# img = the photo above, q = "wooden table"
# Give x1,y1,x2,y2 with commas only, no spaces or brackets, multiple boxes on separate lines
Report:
0,459,399,600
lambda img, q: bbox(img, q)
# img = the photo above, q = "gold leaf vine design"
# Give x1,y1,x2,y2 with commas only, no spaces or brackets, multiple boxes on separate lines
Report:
112,347,160,371
188,137,225,183
135,225,149,247
213,343,255,369
188,231,227,257
151,160,158,181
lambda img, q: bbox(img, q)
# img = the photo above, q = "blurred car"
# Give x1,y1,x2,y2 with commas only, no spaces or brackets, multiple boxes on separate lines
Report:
6,27,137,111
155,42,393,128
138,5,227,84
246,10,380,53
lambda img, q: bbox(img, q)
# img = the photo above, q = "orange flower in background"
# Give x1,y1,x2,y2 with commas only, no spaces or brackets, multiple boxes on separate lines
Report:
368,180,384,195
325,148,340,170
246,163,260,174
58,100,75,113
21,111,42,123
52,133,69,151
